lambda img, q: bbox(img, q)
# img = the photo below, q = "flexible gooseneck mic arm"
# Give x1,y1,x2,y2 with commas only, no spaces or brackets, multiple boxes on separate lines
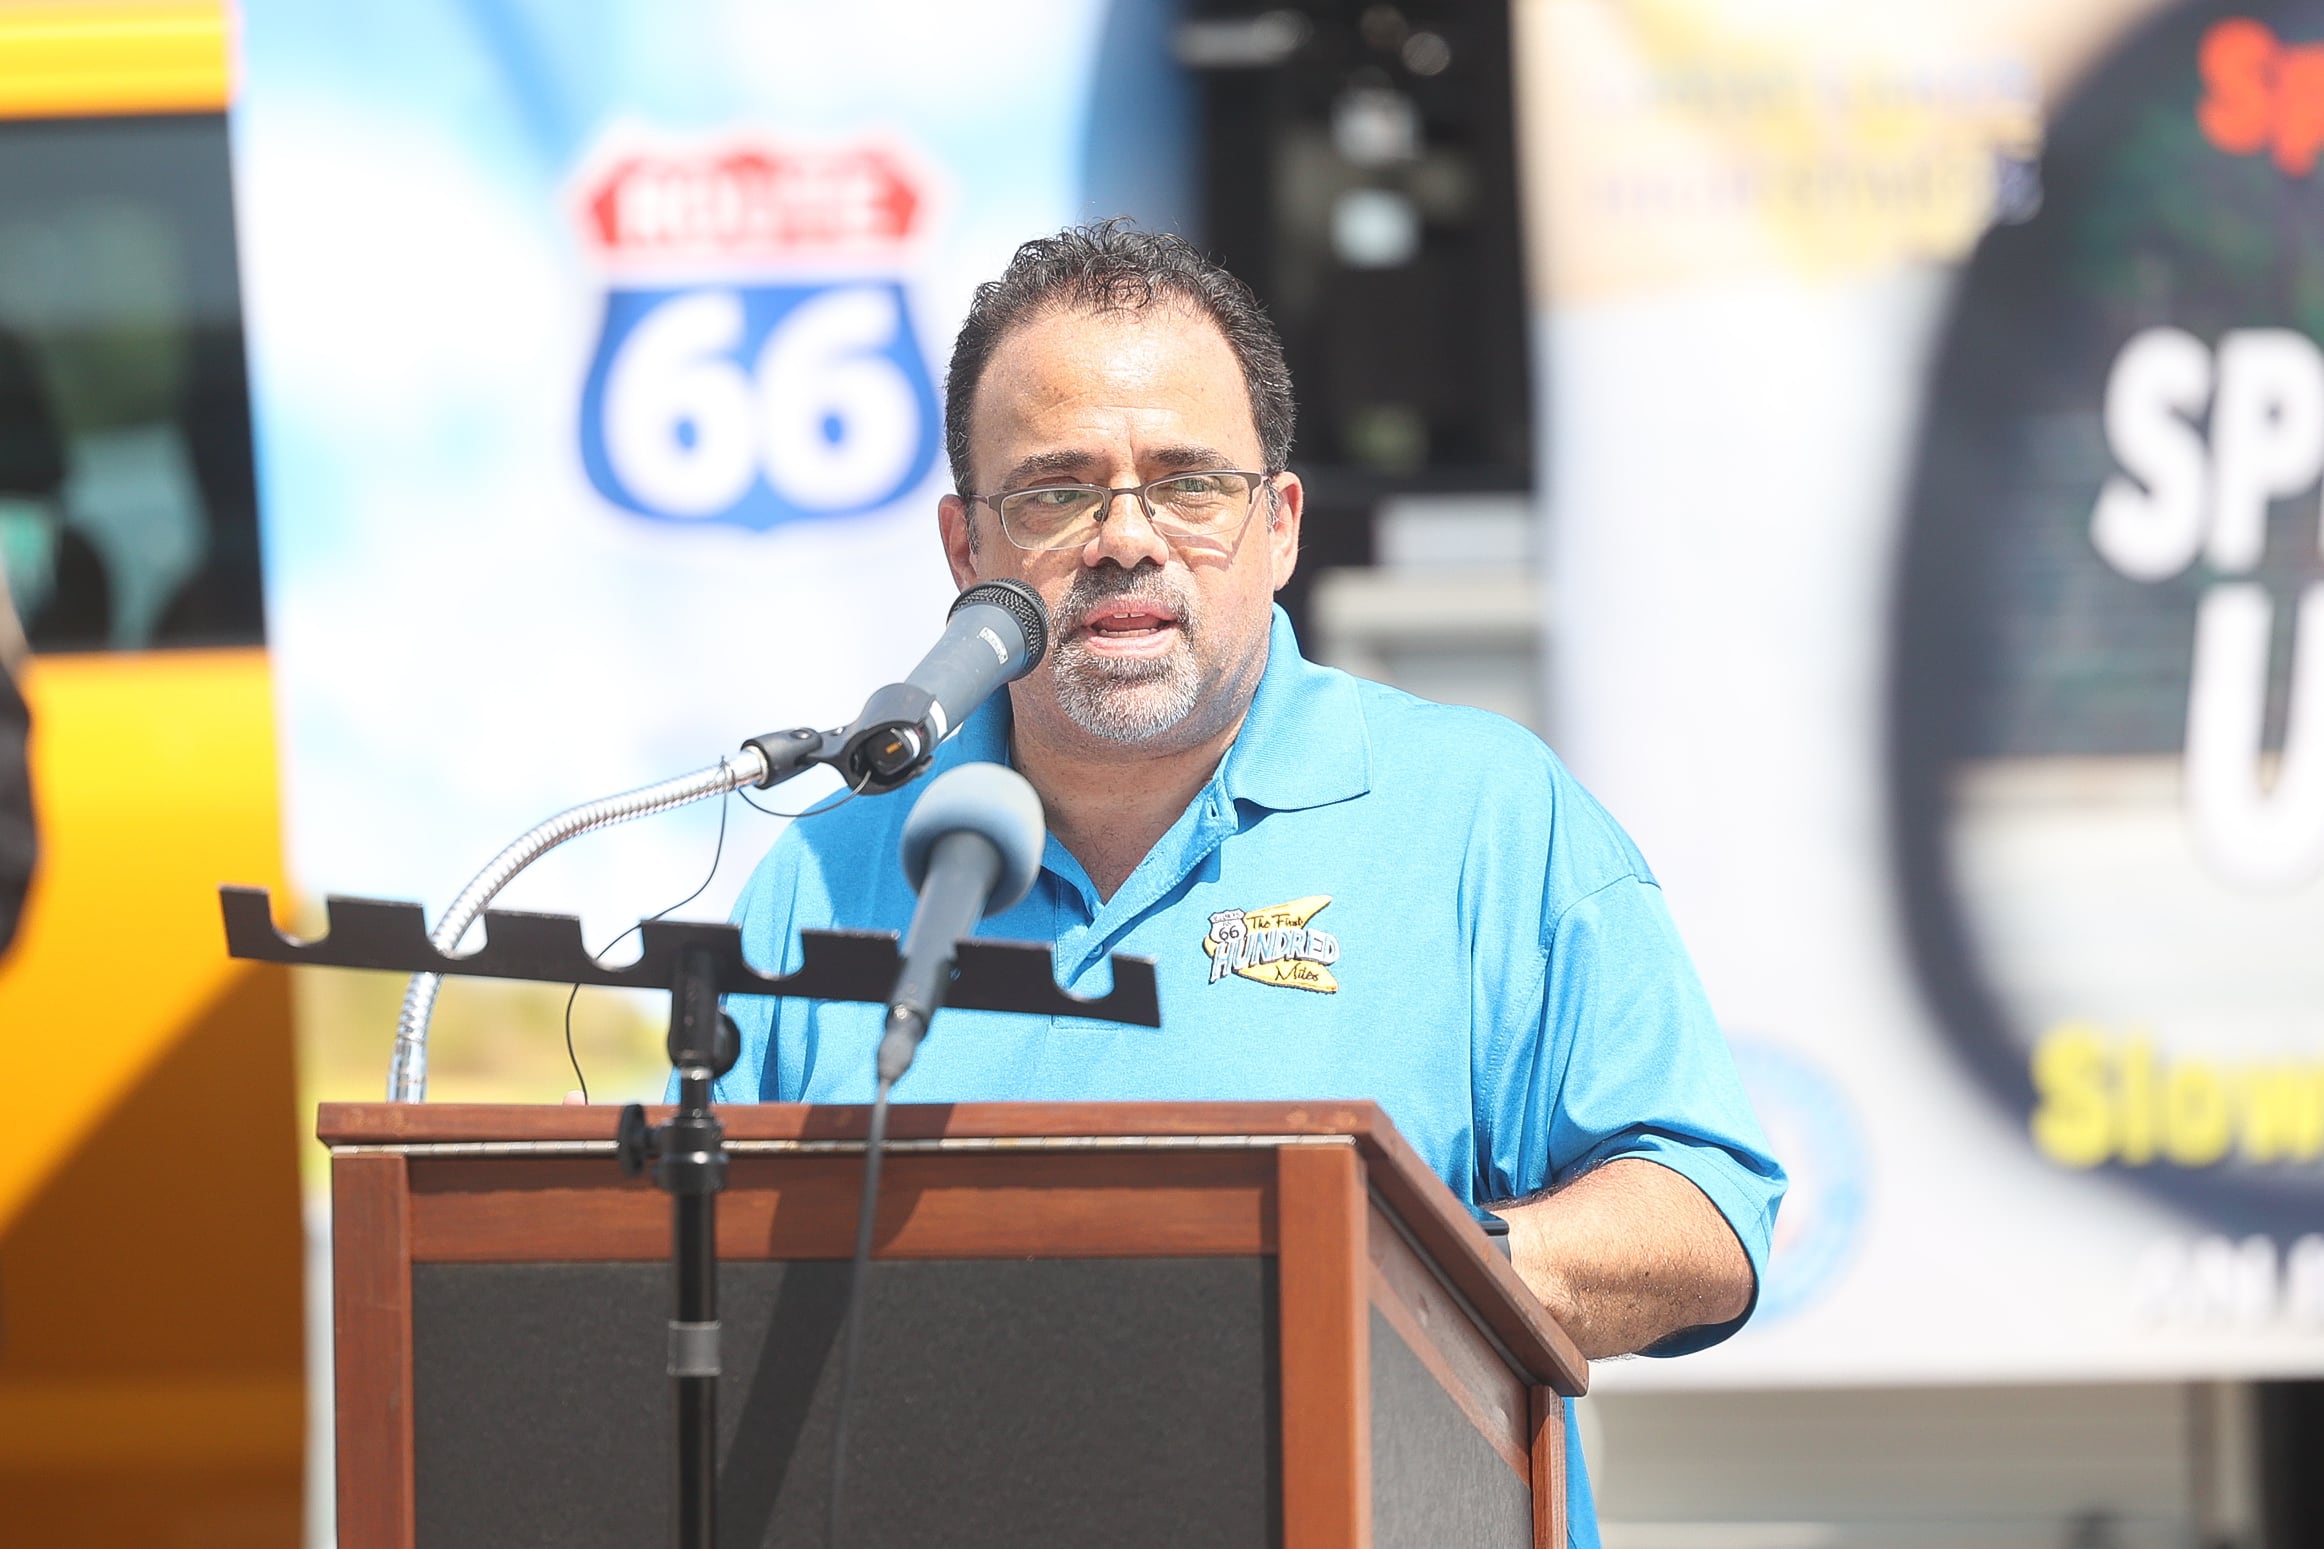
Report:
385,578,1050,1103
386,733,829,1103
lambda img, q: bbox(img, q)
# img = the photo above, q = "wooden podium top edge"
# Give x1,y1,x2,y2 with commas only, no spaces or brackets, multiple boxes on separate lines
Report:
315,1098,1588,1393
318,1098,1389,1147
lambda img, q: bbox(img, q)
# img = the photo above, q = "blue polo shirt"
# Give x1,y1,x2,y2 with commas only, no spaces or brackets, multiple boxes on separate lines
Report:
714,607,1784,1547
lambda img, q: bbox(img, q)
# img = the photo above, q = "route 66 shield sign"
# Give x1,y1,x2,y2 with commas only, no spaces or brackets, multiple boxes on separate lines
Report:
572,135,942,531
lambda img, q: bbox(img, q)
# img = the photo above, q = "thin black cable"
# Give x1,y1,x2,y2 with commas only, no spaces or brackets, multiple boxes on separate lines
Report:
736,769,870,821
561,783,734,1103
560,981,589,1103
560,760,870,1099
827,1073,895,1549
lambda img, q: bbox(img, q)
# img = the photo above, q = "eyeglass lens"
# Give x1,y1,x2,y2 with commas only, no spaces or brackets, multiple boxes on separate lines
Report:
997,472,1263,549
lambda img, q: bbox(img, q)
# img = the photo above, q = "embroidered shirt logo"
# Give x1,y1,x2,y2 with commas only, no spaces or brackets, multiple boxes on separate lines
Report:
1203,896,1341,993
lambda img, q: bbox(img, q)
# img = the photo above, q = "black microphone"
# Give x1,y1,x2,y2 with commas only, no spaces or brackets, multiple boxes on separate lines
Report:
836,579,1048,794
875,762,1045,1084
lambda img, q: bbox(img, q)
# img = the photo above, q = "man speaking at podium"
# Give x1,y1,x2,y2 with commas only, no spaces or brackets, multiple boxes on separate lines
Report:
714,222,1784,1543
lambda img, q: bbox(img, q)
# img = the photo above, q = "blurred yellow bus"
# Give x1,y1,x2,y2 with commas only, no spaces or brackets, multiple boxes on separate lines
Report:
0,4,304,1541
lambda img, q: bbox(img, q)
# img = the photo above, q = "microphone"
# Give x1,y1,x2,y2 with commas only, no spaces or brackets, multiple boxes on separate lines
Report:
837,579,1048,794
875,762,1045,1084
829,763,1041,1549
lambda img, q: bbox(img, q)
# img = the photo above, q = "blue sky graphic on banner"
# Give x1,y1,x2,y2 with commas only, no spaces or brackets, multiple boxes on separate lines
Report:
233,1,1127,953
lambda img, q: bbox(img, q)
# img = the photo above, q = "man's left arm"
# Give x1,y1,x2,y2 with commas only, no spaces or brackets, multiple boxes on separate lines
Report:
1498,1158,1755,1361
1476,864,1785,1362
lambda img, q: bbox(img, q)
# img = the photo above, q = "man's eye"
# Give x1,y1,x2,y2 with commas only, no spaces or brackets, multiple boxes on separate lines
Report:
1023,487,1089,508
1155,475,1226,498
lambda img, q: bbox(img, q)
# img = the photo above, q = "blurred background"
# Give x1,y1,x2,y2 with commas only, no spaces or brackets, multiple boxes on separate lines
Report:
2,0,2322,1543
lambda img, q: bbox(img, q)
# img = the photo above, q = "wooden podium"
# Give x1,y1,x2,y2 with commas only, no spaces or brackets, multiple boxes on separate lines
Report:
320,1099,1587,1549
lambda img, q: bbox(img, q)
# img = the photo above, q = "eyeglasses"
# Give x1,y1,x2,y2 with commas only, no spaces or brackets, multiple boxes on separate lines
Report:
968,469,1276,552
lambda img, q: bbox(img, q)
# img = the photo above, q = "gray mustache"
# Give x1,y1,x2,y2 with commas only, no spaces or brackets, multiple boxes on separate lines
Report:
1053,566,1194,639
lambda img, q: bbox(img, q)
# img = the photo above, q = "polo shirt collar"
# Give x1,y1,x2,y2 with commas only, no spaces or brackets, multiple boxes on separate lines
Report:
1215,605,1371,813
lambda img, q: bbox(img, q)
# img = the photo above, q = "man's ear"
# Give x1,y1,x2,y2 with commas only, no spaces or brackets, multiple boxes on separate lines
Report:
1266,472,1304,593
938,493,980,590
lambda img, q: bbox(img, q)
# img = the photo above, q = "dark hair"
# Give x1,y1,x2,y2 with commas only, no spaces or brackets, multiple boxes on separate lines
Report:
943,220,1296,494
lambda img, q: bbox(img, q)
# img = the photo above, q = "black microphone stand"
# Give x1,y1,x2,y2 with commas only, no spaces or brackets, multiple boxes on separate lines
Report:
617,947,737,1549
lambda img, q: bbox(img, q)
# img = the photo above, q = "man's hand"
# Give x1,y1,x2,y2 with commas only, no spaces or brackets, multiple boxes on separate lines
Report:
1494,1158,1754,1361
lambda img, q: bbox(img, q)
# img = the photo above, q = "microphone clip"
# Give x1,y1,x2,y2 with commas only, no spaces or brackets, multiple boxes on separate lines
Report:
736,724,849,790
835,682,943,793
735,690,935,800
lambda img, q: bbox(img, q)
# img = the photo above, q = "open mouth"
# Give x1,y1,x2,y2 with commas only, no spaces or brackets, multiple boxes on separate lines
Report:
1077,603,1182,650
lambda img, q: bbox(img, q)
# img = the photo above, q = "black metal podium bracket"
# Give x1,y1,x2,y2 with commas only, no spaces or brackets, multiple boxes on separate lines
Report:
217,886,1162,1027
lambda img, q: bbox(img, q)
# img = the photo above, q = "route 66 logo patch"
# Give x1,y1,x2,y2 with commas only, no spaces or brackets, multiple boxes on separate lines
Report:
1203,896,1340,993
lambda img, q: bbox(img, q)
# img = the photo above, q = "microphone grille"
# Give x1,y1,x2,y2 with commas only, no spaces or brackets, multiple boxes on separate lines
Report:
949,578,1049,673
899,761,1046,912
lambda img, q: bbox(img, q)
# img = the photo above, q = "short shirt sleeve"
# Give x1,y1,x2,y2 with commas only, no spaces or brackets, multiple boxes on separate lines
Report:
1478,870,1787,1357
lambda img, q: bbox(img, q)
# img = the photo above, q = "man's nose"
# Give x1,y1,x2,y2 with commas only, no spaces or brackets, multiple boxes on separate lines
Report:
1084,487,1172,568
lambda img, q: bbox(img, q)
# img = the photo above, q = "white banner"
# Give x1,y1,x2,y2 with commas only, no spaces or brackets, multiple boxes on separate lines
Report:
1520,0,2324,1383
236,0,1134,1104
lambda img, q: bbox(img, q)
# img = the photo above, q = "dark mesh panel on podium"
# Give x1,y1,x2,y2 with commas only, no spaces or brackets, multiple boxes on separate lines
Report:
411,1259,1278,1548
1371,1310,1532,1548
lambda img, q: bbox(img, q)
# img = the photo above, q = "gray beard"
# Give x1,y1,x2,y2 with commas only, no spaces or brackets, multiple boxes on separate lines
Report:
1047,569,1203,744
1051,640,1202,743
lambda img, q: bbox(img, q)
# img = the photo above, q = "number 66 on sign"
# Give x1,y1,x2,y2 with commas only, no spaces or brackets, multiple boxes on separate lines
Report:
580,279,941,530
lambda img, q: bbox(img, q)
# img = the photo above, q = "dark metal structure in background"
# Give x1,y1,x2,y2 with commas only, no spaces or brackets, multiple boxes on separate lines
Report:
1174,1,1534,631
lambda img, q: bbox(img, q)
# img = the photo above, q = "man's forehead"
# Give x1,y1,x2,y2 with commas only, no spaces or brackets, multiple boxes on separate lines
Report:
967,300,1257,473
983,298,1239,388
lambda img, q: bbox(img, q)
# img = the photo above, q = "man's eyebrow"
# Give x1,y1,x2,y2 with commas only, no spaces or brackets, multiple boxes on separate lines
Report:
993,444,1248,490
996,449,1100,489
1142,445,1238,473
